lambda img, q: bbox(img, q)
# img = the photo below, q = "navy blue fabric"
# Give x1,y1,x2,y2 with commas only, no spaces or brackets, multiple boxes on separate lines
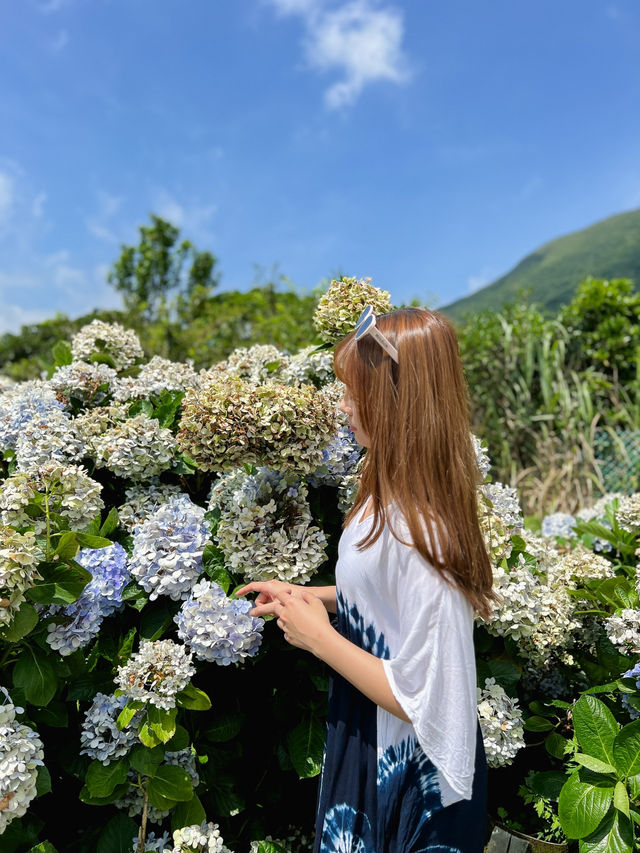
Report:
313,593,487,853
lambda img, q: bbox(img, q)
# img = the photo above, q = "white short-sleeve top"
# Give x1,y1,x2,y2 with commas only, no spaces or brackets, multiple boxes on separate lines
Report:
336,499,478,806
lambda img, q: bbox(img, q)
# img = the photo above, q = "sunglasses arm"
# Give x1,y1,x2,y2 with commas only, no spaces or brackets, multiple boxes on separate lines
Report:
369,326,399,363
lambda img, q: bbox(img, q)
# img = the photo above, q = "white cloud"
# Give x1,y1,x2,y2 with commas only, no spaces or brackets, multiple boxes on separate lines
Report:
32,192,47,219
152,188,217,246
265,0,411,109
0,172,15,231
0,301,50,335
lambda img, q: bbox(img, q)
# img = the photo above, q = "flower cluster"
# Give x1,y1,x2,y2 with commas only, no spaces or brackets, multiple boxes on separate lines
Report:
118,749,200,824
0,687,45,834
176,580,264,665
14,407,84,472
616,493,640,535
576,493,624,553
551,546,615,586
134,831,172,852
541,512,577,540
312,276,393,344
279,344,335,388
471,435,491,481
46,543,130,655
115,639,195,710
208,344,290,385
478,482,524,565
48,360,118,407
0,381,67,453
168,822,232,853
209,466,327,583
72,403,128,445
71,320,144,370
179,376,338,474
477,678,525,768
621,662,640,721
117,482,186,532
604,609,640,654
0,463,104,531
129,495,211,601
113,356,201,402
89,414,177,480
306,425,362,489
0,527,41,626
80,692,140,763
337,456,363,516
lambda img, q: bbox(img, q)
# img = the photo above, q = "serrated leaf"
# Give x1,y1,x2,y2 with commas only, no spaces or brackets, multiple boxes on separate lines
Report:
526,770,567,801
52,340,73,367
54,531,79,560
251,843,288,853
147,765,193,803
546,732,569,760
13,647,58,706
85,756,129,798
574,754,617,775
205,712,244,742
27,561,92,606
75,533,113,549
35,765,52,798
96,813,138,853
27,843,59,853
176,684,211,711
0,602,39,642
287,715,325,779
171,794,206,831
573,695,619,765
146,705,177,743
100,507,120,537
613,720,640,777
116,700,143,731
165,725,191,751
79,782,130,805
524,715,555,732
613,781,630,818
558,771,614,839
129,744,164,776
580,808,634,852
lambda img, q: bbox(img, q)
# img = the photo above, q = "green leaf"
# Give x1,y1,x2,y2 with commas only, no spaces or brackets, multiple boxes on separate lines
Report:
147,764,194,803
581,808,634,852
146,705,177,743
251,843,288,853
117,628,136,665
613,781,630,818
0,602,39,642
85,756,129,798
138,718,161,748
574,754,617,775
27,561,92,606
526,770,568,801
165,725,191,752
524,715,555,732
629,773,640,800
96,814,139,853
171,794,206,831
100,507,120,537
27,843,59,853
613,720,640,777
129,744,164,776
35,765,52,798
546,732,570,760
116,700,143,731
176,684,211,711
287,715,325,779
128,399,154,418
140,600,177,642
121,580,148,611
558,771,614,839
52,340,73,367
75,533,113,549
32,701,68,728
13,647,58,706
573,695,619,765
54,531,79,560
78,782,129,806
205,712,245,742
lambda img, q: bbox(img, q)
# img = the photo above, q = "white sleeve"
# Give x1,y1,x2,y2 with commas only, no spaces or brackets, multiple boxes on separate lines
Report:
380,537,478,804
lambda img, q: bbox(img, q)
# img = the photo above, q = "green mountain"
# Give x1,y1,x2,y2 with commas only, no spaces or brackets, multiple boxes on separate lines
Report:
442,208,640,320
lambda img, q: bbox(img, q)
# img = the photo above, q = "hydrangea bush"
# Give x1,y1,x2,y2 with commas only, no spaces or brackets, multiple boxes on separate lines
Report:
2,309,640,852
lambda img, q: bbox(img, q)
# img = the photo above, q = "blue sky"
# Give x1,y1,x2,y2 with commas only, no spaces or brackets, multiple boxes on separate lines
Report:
1,0,639,333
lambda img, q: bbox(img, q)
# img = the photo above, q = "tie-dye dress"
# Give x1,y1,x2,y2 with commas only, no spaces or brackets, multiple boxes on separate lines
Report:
313,501,487,853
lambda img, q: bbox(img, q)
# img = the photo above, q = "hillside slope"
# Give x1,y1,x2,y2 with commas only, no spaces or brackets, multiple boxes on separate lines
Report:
443,208,640,320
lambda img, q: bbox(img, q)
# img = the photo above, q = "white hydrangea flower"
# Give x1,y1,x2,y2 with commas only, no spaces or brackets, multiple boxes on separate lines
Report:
115,640,195,710
279,344,335,387
0,380,66,453
113,356,201,402
131,831,172,852
0,472,37,528
616,494,640,535
480,483,524,532
471,434,491,481
90,414,177,480
0,687,45,834
15,407,84,473
604,609,640,654
520,531,559,575
0,527,41,627
477,678,525,768
550,546,615,586
48,360,118,407
477,482,523,566
312,276,393,344
207,344,290,385
71,320,144,371
129,495,211,601
80,692,140,764
117,482,186,532
170,821,232,853
176,580,264,665
209,467,327,583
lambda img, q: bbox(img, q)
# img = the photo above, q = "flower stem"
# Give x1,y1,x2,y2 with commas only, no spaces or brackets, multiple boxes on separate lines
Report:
136,774,149,853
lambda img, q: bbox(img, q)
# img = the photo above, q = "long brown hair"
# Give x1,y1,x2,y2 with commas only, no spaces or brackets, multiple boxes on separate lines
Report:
334,306,495,620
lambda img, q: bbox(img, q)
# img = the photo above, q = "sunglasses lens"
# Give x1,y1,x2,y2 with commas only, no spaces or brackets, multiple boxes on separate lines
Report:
354,314,374,340
355,306,372,329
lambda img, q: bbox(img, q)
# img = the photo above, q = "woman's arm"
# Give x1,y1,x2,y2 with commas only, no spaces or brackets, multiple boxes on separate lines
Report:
273,591,410,723
236,581,337,615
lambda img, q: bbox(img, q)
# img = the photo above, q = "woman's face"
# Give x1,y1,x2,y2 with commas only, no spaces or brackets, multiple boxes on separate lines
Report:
339,385,370,447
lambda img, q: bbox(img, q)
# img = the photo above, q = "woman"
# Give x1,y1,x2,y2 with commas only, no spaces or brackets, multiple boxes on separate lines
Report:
237,306,493,852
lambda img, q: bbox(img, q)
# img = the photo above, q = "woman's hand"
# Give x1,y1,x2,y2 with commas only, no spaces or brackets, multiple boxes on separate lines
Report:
235,580,301,618
272,590,333,655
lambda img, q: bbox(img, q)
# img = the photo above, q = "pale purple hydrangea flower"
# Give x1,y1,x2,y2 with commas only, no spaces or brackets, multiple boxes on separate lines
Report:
0,382,66,453
307,425,362,488
80,692,140,763
541,513,577,540
0,687,45,834
176,580,264,665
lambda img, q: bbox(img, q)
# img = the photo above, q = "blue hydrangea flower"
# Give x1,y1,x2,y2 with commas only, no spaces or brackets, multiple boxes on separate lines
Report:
307,426,362,488
46,543,130,656
541,513,577,540
175,579,264,665
0,383,67,452
129,495,211,601
80,692,139,763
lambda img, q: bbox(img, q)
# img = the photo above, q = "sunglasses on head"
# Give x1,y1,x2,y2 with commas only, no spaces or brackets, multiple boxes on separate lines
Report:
354,305,399,363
